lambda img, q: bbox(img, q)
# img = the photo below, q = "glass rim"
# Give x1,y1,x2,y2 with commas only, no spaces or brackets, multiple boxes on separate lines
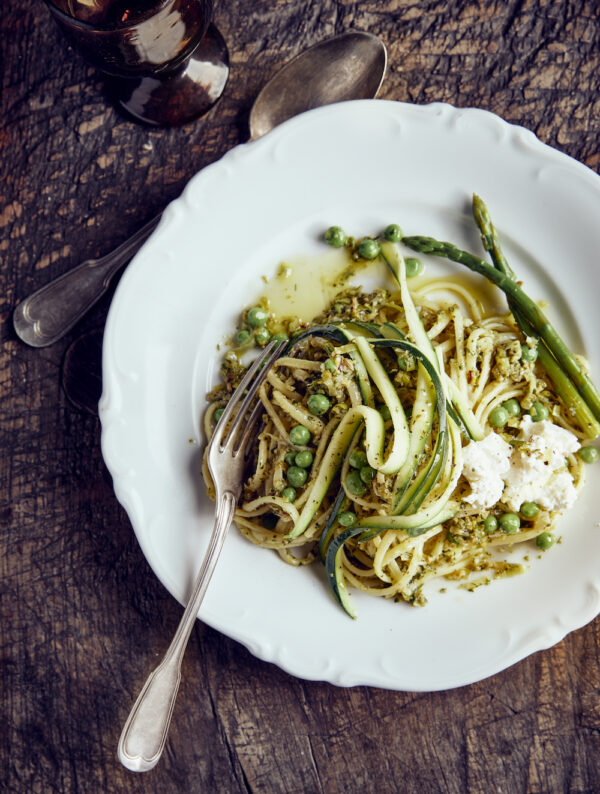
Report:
44,0,172,33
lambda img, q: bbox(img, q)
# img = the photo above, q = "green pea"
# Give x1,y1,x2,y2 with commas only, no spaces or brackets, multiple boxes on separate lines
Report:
254,327,271,346
289,425,311,446
324,358,337,372
536,531,555,550
247,306,268,328
379,405,391,421
520,501,540,518
338,511,357,527
307,393,331,415
271,332,289,343
578,446,599,464
284,451,297,465
521,344,538,363
213,407,225,423
529,401,549,422
359,465,376,484
287,466,307,487
357,238,380,260
483,515,498,533
405,257,423,278
502,398,521,417
383,223,403,242
349,449,368,469
294,450,314,468
235,329,251,345
324,226,347,248
489,406,509,428
345,470,367,496
281,487,297,502
499,512,521,534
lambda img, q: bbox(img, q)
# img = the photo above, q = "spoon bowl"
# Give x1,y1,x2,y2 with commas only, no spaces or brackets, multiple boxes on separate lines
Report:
249,31,387,139
13,30,387,349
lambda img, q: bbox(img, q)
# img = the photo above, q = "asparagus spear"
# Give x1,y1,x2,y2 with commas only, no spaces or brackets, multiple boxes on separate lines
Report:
471,194,600,438
401,233,600,428
472,194,515,280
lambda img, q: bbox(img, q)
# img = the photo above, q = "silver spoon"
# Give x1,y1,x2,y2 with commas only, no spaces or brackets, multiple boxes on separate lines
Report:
13,31,387,348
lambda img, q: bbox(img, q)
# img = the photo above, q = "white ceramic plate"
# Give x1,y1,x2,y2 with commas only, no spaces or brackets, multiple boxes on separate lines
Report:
100,100,600,691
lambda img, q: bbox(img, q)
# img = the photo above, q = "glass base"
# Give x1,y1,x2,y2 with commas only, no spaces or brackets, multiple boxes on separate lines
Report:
109,24,229,126
62,329,103,414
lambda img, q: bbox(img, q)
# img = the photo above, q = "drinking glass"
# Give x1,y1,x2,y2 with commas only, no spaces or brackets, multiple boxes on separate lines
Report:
45,0,229,125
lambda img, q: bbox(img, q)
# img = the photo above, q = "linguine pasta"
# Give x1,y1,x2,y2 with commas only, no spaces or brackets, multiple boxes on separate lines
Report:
203,215,594,615
204,279,585,609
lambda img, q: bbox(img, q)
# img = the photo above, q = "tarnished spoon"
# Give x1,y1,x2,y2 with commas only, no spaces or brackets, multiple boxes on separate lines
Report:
13,31,387,348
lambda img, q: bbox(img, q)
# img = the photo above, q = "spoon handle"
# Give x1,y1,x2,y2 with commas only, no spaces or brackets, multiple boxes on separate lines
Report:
13,214,161,347
118,491,237,773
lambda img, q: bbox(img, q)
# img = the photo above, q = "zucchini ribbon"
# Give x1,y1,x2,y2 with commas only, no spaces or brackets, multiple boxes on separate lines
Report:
284,245,462,616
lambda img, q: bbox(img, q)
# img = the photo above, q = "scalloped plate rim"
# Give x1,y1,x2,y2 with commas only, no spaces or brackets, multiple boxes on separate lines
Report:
99,99,600,691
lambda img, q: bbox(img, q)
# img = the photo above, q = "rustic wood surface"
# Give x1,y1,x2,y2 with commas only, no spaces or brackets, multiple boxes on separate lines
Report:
2,1,600,791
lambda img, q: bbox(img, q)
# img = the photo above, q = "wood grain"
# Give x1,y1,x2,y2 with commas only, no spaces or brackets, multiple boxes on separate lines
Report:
2,1,600,792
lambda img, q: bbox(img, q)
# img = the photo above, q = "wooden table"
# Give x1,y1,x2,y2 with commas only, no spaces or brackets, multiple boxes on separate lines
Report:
3,1,600,791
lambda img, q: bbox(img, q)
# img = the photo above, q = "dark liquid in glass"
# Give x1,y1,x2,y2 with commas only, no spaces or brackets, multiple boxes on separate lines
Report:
48,0,213,76
46,0,227,125
54,0,160,26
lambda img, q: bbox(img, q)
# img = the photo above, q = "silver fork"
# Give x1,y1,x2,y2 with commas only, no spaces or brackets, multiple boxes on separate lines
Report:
118,338,287,772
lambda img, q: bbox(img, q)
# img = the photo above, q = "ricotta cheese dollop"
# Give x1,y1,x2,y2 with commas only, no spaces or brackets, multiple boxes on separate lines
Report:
502,416,579,512
461,431,512,510
460,417,579,512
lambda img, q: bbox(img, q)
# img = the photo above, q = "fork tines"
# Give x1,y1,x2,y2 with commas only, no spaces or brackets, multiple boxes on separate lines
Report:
211,339,287,455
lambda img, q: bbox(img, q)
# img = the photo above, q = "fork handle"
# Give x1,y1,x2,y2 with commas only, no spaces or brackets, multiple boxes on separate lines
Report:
13,214,160,347
118,490,237,772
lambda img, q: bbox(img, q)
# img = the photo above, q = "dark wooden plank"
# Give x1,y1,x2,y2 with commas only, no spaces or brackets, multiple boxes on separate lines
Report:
2,1,600,792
